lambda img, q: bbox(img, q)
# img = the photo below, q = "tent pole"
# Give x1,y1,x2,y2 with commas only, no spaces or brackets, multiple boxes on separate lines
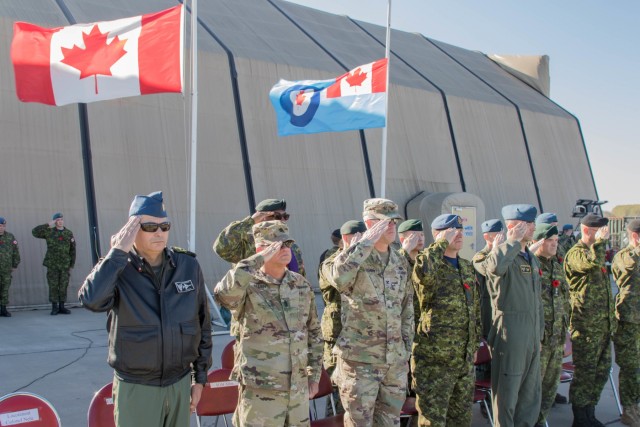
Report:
380,0,391,198
188,0,198,252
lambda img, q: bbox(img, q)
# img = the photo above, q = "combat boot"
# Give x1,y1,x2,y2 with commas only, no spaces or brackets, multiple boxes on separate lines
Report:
58,301,71,314
571,405,591,427
0,305,11,317
586,405,605,427
621,405,640,427
50,302,59,315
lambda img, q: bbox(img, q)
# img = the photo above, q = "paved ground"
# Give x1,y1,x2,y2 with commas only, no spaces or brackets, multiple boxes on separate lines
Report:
0,295,626,426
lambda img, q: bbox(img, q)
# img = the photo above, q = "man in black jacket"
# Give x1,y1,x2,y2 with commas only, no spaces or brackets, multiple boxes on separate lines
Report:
79,191,212,427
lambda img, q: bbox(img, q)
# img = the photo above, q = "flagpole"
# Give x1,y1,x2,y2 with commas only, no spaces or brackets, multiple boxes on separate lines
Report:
380,0,391,198
188,0,198,253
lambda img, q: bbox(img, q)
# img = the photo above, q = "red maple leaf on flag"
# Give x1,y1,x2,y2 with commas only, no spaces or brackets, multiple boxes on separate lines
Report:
60,25,128,95
345,68,368,87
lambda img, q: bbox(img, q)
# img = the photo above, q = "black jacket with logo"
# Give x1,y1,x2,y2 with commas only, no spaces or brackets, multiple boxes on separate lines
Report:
79,247,212,386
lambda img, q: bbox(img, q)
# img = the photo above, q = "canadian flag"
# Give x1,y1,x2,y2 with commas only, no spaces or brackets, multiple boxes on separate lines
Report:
11,5,183,106
326,58,387,99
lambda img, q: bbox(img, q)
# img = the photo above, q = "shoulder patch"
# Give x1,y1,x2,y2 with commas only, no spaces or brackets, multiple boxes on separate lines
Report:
172,246,197,258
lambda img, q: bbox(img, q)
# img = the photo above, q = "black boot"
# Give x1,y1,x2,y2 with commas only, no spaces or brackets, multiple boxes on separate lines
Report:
50,303,59,315
0,305,11,317
572,405,591,427
555,392,568,404
58,302,70,314
586,405,605,427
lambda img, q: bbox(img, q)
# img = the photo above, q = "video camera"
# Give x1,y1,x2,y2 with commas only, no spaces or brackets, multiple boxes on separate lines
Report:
571,199,607,218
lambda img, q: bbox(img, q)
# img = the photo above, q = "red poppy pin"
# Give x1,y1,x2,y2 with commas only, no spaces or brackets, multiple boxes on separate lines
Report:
463,283,471,291
601,267,608,274
539,269,543,277
552,280,560,288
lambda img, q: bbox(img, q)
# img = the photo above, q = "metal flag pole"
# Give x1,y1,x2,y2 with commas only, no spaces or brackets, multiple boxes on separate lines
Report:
380,0,391,198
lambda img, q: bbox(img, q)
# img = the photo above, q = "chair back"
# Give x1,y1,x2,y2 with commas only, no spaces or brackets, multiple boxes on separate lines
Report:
311,368,334,400
87,382,115,427
221,341,235,370
0,392,61,427
474,339,491,365
196,369,239,417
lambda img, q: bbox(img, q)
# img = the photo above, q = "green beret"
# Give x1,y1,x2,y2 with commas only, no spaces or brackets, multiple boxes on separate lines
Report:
398,219,423,233
340,220,366,235
252,220,293,245
533,224,558,241
52,212,63,220
255,199,286,212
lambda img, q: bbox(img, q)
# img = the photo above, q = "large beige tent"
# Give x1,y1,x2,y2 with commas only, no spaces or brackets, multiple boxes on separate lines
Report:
0,0,597,307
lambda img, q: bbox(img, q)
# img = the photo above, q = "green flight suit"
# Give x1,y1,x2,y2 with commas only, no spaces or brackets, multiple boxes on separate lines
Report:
612,244,640,407
564,239,615,407
485,241,543,427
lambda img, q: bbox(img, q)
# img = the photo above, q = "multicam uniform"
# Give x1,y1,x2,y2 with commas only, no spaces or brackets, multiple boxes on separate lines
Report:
536,254,570,424
0,232,20,305
330,238,414,427
411,239,481,427
214,253,322,426
612,244,640,409
318,250,342,375
32,224,75,302
564,239,616,408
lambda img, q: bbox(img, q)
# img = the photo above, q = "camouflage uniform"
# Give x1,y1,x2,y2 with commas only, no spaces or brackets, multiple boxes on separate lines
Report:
0,231,20,305
612,244,640,408
558,234,575,258
32,224,76,302
564,239,616,407
398,248,419,329
536,254,570,424
330,238,414,427
411,238,481,427
319,250,342,375
214,252,322,426
472,245,493,339
485,241,544,427
213,216,305,276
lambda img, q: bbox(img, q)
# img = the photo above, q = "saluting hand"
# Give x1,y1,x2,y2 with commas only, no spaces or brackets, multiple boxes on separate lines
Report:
259,241,282,263
529,239,544,253
111,216,140,253
48,220,56,228
595,225,610,241
507,222,527,243
348,232,363,248
491,232,505,253
361,219,390,243
436,227,457,244
401,232,420,253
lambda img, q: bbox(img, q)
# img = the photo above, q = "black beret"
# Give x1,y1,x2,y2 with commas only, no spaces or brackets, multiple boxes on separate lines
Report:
481,219,503,233
331,229,341,239
627,220,640,233
581,214,609,228
340,220,366,235
255,199,286,212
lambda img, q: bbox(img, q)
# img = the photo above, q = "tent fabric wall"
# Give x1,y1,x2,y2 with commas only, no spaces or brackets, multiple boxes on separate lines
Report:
0,0,598,306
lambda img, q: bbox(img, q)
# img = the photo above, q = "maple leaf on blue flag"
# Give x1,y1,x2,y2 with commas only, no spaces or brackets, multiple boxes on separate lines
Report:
269,59,388,136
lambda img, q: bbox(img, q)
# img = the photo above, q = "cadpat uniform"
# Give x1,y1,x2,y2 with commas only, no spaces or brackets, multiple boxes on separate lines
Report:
411,215,481,427
0,217,20,316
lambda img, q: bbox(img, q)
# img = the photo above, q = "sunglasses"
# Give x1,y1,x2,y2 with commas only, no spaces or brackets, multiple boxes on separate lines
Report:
282,241,294,248
268,212,290,221
140,222,171,233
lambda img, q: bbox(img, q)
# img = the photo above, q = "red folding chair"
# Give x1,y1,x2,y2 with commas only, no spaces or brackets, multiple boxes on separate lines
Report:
474,388,494,427
196,368,239,427
400,395,418,419
87,382,115,427
0,392,61,427
310,367,343,426
221,340,235,369
474,339,492,395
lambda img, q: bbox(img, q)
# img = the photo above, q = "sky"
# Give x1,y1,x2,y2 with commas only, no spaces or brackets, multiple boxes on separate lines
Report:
286,0,639,211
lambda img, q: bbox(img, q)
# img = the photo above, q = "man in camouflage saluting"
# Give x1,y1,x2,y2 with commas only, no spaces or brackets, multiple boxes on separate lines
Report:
532,223,570,427
213,198,305,276
611,219,640,426
32,213,75,315
214,221,322,426
397,219,425,330
473,219,503,339
564,213,614,427
0,217,21,317
330,198,414,427
411,214,481,427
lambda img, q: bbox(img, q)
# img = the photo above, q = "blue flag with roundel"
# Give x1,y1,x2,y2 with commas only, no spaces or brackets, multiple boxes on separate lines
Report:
269,59,387,136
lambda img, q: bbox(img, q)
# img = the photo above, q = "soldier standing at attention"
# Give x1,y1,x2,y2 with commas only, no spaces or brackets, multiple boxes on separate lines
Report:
213,198,305,276
411,214,481,427
611,219,640,426
330,198,414,427
0,217,20,317
214,221,322,426
484,204,543,427
32,212,75,315
532,224,570,427
473,219,503,339
559,224,576,255
564,213,614,427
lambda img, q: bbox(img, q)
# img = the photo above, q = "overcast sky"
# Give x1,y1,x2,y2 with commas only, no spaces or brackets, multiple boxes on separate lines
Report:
284,0,640,211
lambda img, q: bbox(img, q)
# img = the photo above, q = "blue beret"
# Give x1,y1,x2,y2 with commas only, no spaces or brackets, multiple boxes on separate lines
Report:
255,199,286,212
52,212,63,220
398,219,423,233
0,217,5,225
535,212,558,225
129,191,167,218
481,219,503,233
431,214,463,230
340,220,366,235
501,204,537,222
562,224,574,231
